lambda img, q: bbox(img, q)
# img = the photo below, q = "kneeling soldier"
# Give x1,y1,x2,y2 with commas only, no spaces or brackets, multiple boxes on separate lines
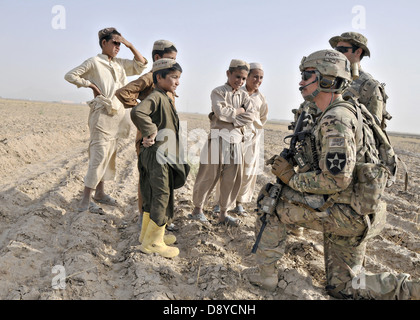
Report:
249,49,419,300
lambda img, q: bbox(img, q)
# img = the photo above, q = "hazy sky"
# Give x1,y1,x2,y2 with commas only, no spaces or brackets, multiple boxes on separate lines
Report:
1,0,419,134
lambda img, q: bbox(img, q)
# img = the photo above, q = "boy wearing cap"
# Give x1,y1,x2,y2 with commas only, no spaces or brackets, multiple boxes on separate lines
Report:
65,27,147,214
190,59,256,227
116,40,178,215
236,63,268,210
130,59,189,258
213,63,268,215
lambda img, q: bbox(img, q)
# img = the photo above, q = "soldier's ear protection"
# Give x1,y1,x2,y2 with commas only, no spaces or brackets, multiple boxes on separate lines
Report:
319,76,336,89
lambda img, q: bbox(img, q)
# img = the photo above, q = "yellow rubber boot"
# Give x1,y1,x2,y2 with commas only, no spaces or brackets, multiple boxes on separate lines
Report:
139,219,179,258
139,212,176,245
138,212,150,244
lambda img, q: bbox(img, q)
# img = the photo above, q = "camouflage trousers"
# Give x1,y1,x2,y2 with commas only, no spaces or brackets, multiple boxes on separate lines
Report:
254,184,412,299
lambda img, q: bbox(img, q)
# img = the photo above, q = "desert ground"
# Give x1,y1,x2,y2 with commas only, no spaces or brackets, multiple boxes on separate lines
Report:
0,98,418,300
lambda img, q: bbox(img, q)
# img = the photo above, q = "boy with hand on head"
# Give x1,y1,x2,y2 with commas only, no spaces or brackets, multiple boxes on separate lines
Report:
64,27,148,214
115,40,178,215
190,59,256,227
130,58,189,259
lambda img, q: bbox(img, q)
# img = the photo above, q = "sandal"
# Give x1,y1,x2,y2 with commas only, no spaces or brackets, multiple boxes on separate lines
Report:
217,215,240,227
77,202,105,215
89,202,105,215
93,194,117,206
233,204,247,216
187,212,209,223
213,204,220,213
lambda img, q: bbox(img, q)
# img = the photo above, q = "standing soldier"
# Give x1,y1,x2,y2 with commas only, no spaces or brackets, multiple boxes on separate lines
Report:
248,49,419,300
329,32,391,129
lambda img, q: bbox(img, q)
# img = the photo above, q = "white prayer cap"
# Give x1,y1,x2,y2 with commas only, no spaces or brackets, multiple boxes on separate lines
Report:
229,59,250,70
250,62,263,71
152,58,178,72
153,40,176,51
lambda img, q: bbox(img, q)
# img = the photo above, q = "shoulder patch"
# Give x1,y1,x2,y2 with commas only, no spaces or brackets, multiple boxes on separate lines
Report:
326,152,346,175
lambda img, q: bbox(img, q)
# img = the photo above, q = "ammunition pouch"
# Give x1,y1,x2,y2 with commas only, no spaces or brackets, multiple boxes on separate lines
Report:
350,163,390,216
294,152,312,173
256,183,283,215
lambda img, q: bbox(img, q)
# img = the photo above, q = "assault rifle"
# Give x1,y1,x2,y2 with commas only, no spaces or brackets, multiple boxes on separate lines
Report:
251,110,309,254
252,182,282,253
281,110,309,166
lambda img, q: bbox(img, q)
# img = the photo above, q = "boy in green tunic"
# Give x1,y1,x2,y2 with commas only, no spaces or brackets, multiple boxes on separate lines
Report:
130,59,189,258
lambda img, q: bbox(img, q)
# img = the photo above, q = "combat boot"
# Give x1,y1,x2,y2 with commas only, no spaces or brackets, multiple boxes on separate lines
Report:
139,219,179,258
139,212,176,245
408,279,420,300
248,265,278,291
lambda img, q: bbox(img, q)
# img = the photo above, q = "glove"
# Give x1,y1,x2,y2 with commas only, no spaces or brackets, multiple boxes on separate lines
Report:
271,156,295,184
265,154,277,166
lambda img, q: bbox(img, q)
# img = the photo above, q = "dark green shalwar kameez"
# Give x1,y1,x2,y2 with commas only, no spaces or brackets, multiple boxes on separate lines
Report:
130,87,189,226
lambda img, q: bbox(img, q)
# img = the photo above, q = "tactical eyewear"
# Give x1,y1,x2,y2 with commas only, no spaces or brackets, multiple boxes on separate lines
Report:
301,70,317,81
335,46,354,53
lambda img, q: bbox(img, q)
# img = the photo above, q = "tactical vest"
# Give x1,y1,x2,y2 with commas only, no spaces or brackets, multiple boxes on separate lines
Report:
286,98,405,216
342,70,392,130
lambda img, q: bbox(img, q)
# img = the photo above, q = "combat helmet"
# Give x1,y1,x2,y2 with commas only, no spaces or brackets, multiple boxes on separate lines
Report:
299,49,352,101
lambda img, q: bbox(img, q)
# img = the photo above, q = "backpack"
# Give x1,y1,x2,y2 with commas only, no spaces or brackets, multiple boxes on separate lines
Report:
334,99,408,215
343,74,392,130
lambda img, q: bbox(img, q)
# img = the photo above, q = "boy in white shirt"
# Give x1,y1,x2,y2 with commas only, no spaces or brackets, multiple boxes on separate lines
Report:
64,27,147,213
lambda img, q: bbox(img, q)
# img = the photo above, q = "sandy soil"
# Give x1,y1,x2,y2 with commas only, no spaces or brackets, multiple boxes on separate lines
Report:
0,98,418,300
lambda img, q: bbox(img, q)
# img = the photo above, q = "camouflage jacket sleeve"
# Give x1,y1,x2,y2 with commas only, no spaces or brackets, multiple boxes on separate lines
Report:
288,102,358,194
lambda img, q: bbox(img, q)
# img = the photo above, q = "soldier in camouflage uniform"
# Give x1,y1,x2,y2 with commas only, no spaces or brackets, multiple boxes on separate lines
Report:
329,32,391,129
288,32,392,238
248,49,419,299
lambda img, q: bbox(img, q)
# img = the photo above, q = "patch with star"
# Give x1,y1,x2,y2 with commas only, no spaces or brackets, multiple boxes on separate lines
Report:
326,152,346,175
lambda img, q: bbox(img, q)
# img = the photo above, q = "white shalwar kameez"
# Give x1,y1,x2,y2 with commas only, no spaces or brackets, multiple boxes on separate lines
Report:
65,54,147,188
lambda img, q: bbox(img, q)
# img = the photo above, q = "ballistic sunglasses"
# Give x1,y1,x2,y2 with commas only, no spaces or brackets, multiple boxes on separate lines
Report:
335,46,355,53
301,70,317,81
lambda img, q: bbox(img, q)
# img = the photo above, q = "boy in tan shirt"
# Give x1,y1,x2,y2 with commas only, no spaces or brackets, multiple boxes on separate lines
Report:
190,59,256,227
